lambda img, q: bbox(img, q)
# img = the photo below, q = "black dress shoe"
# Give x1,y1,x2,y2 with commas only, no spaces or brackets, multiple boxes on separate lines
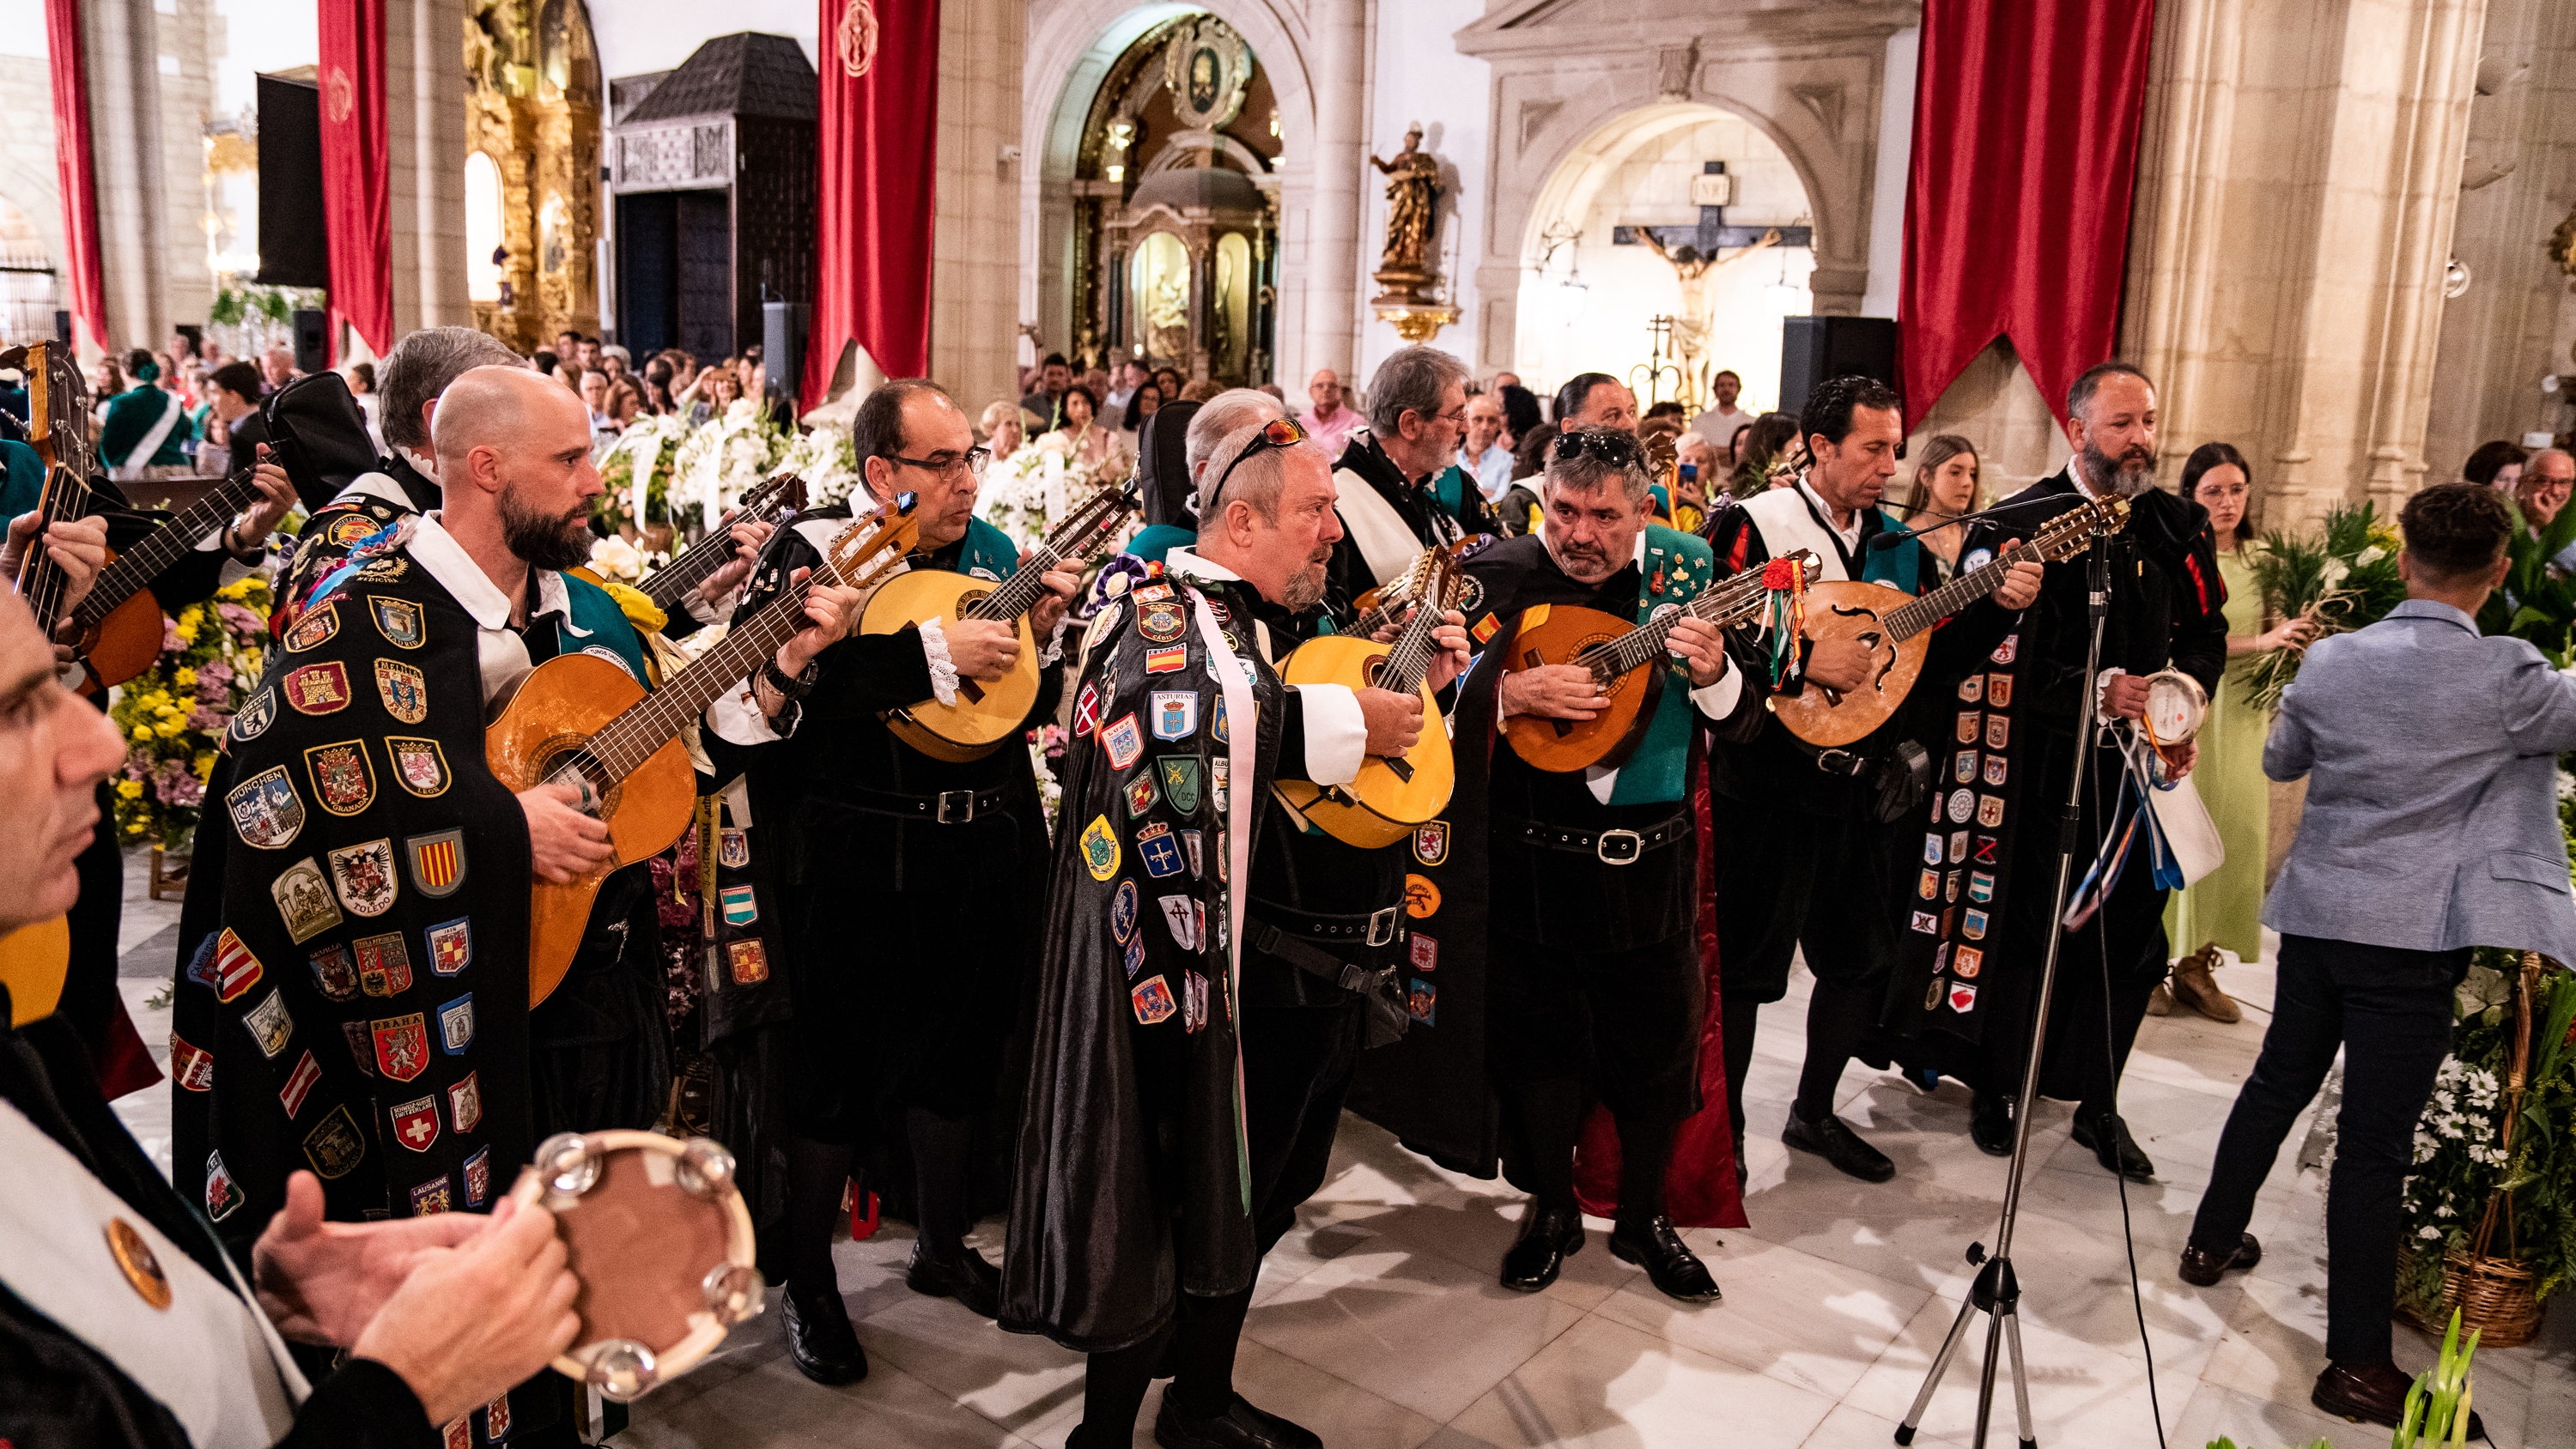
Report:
1969,1092,2015,1156
2072,1110,2155,1181
1783,1108,1896,1183
1499,1203,1583,1293
1154,1391,1323,1449
1608,1215,1721,1303
906,1240,1002,1318
2312,1360,2485,1440
781,1284,867,1385
2176,1232,2262,1287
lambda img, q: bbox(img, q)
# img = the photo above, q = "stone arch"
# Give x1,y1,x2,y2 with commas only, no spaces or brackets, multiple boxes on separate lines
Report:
1021,0,1315,380
0,152,70,330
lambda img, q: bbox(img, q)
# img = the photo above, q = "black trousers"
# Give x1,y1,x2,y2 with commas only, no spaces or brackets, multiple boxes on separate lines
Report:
1240,994,1367,1253
1709,803,1899,1002
1487,930,1704,1116
2190,934,2464,1366
785,891,1029,1140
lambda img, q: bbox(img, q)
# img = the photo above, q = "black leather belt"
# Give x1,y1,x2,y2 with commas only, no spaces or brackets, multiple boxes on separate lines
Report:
1245,918,1400,995
1249,898,1405,948
848,784,1008,824
1497,812,1689,865
1783,736,1872,776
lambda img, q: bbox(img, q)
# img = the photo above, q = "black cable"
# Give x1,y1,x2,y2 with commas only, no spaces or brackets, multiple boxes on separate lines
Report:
2087,727,2166,1448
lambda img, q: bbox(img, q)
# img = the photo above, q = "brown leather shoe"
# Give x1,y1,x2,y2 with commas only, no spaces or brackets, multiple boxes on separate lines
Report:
2312,1360,2485,1440
2176,1232,2262,1287
2169,944,2243,1024
2146,981,2174,1016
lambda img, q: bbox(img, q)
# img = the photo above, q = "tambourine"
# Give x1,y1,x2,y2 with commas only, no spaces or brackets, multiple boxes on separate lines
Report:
509,1131,765,1401
2139,668,2209,748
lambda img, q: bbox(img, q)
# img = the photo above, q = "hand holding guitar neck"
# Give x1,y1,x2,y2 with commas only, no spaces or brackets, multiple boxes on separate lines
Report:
3,511,108,625
697,519,778,605
231,446,297,550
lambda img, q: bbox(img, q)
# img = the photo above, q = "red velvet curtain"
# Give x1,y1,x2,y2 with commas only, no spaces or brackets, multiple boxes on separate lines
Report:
1899,0,2158,427
807,0,940,409
318,0,392,361
44,0,106,355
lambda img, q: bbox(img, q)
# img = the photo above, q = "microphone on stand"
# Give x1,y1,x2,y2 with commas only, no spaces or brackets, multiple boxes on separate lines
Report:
1866,494,2080,552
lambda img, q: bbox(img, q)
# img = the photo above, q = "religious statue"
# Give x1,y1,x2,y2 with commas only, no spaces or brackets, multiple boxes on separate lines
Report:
1370,124,1442,282
1636,225,1780,402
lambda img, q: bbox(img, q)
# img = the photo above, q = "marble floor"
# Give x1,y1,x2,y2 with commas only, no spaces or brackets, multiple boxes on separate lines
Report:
106,846,2573,1448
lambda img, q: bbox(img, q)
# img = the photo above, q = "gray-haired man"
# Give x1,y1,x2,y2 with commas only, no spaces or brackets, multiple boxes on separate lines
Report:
1326,345,1500,616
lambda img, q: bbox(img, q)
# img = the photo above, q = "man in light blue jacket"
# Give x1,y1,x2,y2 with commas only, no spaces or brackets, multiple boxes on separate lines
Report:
2180,483,2570,1434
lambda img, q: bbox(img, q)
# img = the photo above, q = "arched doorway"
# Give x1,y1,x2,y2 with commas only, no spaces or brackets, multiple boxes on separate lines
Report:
1517,103,1815,421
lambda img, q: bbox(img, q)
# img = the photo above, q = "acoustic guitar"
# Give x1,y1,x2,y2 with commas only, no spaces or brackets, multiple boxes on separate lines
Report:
6,341,98,647
1503,550,1824,773
861,476,1139,763
1275,546,1469,848
64,460,273,695
489,496,922,1005
1772,494,2132,748
639,472,808,615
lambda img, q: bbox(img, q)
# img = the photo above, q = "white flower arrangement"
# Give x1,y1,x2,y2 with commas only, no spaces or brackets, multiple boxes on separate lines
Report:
671,399,788,531
779,421,862,508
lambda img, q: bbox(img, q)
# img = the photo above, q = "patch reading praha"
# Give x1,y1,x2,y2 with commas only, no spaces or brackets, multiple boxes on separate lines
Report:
355,931,413,996
330,839,399,917
241,987,295,1058
437,993,475,1054
1080,815,1121,881
1413,821,1450,866
372,1013,429,1082
369,595,424,648
374,660,428,724
283,601,340,652
387,737,450,797
205,1151,245,1219
1131,973,1178,1025
406,830,465,897
271,858,343,943
171,1034,215,1091
214,927,264,1002
427,917,471,975
727,938,769,985
301,1103,367,1178
283,661,353,714
1158,757,1202,814
304,740,375,816
391,1094,440,1152
227,767,305,849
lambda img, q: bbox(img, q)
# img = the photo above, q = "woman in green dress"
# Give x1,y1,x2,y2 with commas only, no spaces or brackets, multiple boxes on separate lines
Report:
2160,442,2313,1018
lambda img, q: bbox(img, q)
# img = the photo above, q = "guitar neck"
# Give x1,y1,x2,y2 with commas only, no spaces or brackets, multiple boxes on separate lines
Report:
75,469,264,632
964,485,1136,625
641,525,741,612
580,563,835,784
1577,567,1773,680
13,464,89,629
1881,540,2033,641
1370,593,1452,697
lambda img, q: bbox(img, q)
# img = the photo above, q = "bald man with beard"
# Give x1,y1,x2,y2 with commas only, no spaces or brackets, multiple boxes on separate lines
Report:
173,367,858,1445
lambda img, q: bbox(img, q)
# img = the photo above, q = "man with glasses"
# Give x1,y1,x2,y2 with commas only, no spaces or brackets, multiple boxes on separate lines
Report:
1449,427,1763,1302
723,379,1079,1383
1008,402,1461,1449
1326,345,1499,615
1704,376,2042,1188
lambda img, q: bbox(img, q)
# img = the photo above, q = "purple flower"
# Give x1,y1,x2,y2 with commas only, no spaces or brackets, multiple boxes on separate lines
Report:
217,603,264,637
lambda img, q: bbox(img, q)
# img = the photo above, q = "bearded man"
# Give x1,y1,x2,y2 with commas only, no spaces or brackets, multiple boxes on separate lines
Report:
1918,362,2227,1180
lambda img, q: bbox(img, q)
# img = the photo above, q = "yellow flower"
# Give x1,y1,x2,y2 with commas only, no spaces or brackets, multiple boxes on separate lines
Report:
116,779,143,799
154,719,184,738
131,724,153,741
125,819,146,834
173,667,196,688
194,751,216,780
179,604,204,629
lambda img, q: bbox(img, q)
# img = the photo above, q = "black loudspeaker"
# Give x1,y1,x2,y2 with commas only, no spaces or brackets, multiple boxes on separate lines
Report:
1779,316,1899,421
256,74,327,288
291,309,328,375
762,300,808,413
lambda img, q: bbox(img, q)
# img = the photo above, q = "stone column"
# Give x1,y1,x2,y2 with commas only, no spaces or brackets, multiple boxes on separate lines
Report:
386,0,471,334
933,0,1025,410
82,0,169,351
1302,0,1365,386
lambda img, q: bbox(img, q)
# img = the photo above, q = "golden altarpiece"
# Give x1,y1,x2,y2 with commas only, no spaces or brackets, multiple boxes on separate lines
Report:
464,0,603,351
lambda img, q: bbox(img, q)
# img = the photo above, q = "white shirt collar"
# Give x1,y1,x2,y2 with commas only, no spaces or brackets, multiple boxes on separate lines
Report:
408,512,569,629
1797,476,1862,551
396,444,439,482
1163,546,1243,585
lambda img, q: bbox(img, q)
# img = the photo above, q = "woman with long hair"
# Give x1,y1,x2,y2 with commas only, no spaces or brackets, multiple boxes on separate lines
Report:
1044,385,1125,473
1867,434,1982,591
1725,412,1803,498
1121,380,1163,438
2160,441,2314,1016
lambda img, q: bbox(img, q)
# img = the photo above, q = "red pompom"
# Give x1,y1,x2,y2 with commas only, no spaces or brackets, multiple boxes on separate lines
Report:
1762,557,1799,590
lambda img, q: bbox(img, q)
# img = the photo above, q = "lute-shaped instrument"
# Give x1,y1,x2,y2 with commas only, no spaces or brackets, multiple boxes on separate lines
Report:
489,496,921,1005
860,476,1140,763
1772,494,2132,747
6,342,96,642
1504,549,1824,773
639,472,809,615
1276,544,1469,848
66,458,274,694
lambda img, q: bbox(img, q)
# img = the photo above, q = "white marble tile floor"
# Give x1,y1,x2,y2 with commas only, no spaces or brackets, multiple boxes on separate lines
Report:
98,854,2575,1446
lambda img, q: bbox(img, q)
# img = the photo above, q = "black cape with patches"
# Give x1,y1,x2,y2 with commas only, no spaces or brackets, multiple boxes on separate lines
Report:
999,575,1283,1354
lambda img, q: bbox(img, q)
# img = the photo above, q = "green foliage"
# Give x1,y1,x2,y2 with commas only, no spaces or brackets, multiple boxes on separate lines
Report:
2475,495,2576,664
2395,1309,2481,1447
208,284,320,330
2239,504,2405,712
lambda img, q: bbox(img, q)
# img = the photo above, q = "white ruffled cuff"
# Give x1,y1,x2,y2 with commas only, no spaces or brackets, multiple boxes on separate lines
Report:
919,618,960,706
1040,613,1071,667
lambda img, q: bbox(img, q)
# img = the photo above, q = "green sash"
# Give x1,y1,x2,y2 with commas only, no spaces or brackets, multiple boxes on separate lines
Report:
1606,524,1715,807
957,515,1022,582
557,571,653,684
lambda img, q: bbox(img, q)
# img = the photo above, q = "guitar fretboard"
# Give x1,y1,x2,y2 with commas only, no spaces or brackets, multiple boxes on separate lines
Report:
74,469,266,632
1574,560,1789,681
1880,540,2038,642
961,481,1137,627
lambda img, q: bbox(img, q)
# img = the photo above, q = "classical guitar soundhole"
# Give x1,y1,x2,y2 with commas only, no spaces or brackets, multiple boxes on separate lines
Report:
535,738,620,821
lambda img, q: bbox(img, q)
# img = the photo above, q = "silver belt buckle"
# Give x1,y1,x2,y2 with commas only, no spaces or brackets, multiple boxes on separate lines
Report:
1595,828,1643,865
1365,905,1401,947
935,790,977,824
1816,748,1860,776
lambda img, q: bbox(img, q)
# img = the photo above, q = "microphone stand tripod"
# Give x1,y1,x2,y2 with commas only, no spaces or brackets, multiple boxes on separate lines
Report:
1893,517,2118,1449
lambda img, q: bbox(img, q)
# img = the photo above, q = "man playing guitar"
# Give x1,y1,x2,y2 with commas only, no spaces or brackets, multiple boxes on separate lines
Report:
1703,377,2041,1186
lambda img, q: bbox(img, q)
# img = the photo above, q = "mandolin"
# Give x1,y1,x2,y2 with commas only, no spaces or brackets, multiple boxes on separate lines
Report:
1275,546,1469,848
860,476,1139,763
489,496,921,1005
1346,536,1478,641
1772,494,2131,748
65,460,273,695
1503,550,1823,773
639,472,809,615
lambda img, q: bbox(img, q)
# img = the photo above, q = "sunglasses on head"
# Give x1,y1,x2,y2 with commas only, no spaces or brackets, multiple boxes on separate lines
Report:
1550,428,1642,468
1205,416,1309,513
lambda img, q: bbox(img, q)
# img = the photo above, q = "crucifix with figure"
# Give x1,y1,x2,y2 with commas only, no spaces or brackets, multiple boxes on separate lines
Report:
1613,162,1814,403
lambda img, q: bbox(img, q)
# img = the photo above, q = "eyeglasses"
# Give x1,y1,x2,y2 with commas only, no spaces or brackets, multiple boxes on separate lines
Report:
890,447,992,482
1205,416,1308,513
1549,429,1641,468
